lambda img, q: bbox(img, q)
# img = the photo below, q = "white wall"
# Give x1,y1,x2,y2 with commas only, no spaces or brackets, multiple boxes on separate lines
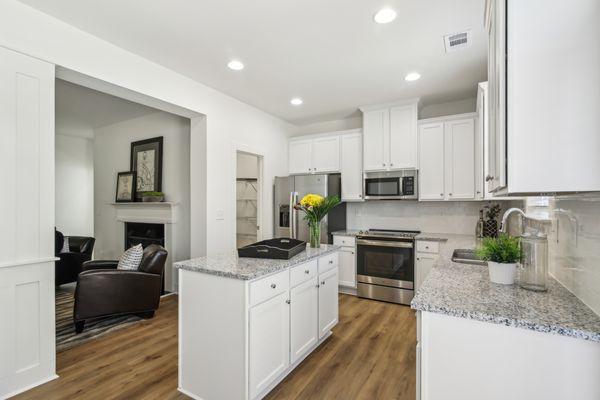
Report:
419,97,476,119
0,0,297,256
55,133,94,236
348,201,522,235
295,116,362,136
93,111,191,262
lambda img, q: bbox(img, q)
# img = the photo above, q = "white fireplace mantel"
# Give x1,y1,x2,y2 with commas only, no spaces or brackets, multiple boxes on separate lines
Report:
110,202,179,224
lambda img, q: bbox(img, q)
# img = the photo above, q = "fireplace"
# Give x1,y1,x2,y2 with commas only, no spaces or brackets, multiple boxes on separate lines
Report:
124,222,167,293
125,222,165,249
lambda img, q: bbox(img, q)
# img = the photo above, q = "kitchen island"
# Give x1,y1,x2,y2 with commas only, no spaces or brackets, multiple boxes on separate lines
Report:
174,245,340,400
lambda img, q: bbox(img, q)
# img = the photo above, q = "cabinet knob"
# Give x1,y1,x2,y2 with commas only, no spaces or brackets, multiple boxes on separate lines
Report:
390,163,394,167
382,163,386,167
449,193,453,196
329,260,333,264
271,283,276,289
305,269,310,274
417,258,421,261
316,284,320,288
286,299,291,304
321,281,326,286
485,175,493,182
425,246,429,249
440,193,444,197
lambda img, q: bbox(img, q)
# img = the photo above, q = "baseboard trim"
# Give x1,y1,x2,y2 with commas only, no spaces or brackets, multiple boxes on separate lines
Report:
177,386,205,400
1,374,58,400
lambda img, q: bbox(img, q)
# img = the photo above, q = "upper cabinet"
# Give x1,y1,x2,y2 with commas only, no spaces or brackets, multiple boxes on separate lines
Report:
419,114,476,201
486,0,600,194
289,135,340,175
360,100,419,172
340,132,363,201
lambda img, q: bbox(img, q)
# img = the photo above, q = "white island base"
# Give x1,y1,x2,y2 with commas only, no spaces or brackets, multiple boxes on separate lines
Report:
177,250,339,400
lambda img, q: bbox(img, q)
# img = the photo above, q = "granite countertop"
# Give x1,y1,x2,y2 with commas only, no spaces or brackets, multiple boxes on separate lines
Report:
411,259,600,343
174,244,340,281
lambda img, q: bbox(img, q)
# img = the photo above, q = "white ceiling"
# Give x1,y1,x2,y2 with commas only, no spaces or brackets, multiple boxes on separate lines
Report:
23,0,487,125
55,79,158,138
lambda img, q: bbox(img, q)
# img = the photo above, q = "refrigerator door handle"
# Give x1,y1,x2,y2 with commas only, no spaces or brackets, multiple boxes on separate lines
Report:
292,191,298,239
289,191,294,238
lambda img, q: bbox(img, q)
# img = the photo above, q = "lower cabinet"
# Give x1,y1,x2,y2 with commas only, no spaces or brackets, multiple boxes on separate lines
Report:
249,291,290,399
338,247,356,288
318,267,339,339
290,277,319,364
415,241,441,291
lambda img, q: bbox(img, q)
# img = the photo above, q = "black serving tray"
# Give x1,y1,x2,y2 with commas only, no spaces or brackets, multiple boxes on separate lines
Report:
238,238,307,260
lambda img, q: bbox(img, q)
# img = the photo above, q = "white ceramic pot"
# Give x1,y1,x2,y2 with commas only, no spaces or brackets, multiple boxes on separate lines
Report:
488,261,517,285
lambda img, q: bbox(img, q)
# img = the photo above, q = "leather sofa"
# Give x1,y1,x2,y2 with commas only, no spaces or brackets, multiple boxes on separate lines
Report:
73,244,167,333
55,230,95,287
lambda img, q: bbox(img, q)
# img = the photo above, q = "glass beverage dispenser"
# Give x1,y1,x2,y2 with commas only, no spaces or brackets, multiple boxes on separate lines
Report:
519,230,548,291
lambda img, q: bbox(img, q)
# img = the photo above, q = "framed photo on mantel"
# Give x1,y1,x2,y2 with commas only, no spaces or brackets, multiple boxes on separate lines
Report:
115,171,136,203
130,136,163,200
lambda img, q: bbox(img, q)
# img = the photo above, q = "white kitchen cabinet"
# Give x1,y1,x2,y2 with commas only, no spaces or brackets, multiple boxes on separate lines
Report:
288,135,340,175
249,291,290,399
288,139,313,174
389,104,418,169
418,114,476,201
445,118,475,200
418,123,445,200
340,132,363,201
485,0,600,194
361,100,419,172
338,247,356,288
290,277,319,364
318,267,339,339
415,253,437,292
475,82,487,200
312,136,340,173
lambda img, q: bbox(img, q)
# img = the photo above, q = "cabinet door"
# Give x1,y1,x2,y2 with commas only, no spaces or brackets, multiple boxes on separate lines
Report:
475,83,487,199
289,139,313,175
389,104,417,169
415,253,437,291
312,136,340,173
418,123,445,200
445,118,475,200
338,248,356,288
249,292,290,399
340,133,363,201
290,277,318,364
318,267,339,339
363,109,389,171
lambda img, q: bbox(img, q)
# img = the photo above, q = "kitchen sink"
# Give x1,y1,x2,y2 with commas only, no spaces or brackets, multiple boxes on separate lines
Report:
451,249,487,266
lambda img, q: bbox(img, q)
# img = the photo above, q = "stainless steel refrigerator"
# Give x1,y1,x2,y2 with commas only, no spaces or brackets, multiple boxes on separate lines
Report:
274,174,347,244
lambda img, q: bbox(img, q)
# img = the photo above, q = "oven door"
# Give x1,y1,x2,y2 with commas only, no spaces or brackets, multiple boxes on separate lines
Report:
356,238,414,289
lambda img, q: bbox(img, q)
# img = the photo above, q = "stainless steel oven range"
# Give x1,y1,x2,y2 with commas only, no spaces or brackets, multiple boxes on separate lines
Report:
356,229,420,305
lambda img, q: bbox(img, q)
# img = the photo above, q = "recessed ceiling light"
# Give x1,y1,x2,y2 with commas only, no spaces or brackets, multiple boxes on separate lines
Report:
373,8,397,24
405,72,421,82
227,60,244,71
290,98,303,106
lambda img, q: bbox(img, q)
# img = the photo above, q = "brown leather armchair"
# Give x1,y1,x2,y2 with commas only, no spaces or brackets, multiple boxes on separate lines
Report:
55,230,96,287
73,244,167,333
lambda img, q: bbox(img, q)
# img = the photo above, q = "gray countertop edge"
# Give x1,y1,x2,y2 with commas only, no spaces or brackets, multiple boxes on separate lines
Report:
411,299,600,343
174,245,340,281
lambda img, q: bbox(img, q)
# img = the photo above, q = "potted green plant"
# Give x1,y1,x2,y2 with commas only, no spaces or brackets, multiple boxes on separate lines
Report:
140,191,165,202
294,194,340,248
476,234,521,285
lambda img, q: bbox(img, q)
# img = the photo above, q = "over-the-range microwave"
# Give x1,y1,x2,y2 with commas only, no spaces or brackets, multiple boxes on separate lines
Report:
363,169,418,200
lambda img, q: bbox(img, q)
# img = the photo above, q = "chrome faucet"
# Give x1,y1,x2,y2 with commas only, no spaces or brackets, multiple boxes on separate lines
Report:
499,208,527,234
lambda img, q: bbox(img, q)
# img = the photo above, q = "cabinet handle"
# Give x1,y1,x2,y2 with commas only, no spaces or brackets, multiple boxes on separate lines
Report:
485,175,493,182
359,194,362,198
271,283,276,289
329,260,333,264
440,193,444,197
390,163,394,167
417,258,421,261
449,193,453,196
316,284,320,288
305,269,310,274
321,281,326,285
425,246,429,249
351,251,355,255
382,163,386,167
286,299,291,304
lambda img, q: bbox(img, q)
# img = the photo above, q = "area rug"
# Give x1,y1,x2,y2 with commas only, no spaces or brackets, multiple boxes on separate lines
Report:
55,290,143,352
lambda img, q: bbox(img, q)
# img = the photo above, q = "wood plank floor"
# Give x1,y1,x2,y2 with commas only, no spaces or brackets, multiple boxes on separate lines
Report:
15,294,416,400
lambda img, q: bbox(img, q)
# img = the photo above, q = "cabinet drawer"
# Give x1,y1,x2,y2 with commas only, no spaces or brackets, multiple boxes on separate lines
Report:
290,259,318,288
318,252,339,274
416,241,439,254
333,235,356,247
249,270,289,307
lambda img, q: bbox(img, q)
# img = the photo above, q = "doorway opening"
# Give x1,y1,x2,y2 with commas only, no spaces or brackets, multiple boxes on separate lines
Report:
236,151,263,248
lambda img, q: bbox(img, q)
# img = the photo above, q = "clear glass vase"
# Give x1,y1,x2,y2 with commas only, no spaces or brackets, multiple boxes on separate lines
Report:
309,221,321,248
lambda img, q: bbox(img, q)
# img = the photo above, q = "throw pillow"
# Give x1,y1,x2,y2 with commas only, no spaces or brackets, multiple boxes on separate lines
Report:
61,236,70,253
117,244,144,271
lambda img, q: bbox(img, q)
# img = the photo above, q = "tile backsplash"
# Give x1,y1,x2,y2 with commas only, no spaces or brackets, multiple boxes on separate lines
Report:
528,195,600,316
347,200,523,236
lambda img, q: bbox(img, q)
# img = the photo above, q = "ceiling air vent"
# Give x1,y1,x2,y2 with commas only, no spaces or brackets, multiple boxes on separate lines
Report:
444,30,471,53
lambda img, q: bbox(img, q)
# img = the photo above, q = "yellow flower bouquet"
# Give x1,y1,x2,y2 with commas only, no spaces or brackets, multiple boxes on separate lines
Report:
294,193,341,248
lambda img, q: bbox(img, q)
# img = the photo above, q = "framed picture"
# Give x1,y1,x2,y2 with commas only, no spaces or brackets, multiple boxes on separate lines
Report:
130,136,163,199
115,171,136,203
